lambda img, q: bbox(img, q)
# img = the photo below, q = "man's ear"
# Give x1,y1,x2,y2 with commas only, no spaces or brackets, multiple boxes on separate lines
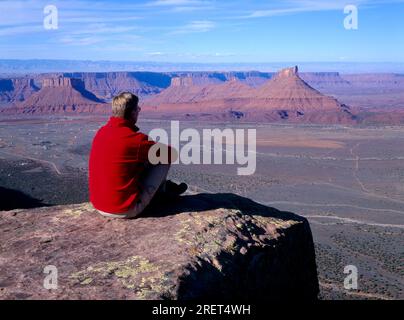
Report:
124,106,135,120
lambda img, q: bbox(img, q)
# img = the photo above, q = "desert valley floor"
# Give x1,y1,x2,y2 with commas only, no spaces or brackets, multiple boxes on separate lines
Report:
0,116,403,300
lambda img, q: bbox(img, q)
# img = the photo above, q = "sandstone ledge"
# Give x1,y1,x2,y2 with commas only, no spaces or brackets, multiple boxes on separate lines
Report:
0,193,319,300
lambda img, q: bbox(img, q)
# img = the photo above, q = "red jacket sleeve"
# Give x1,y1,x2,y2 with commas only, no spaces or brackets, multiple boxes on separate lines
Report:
137,134,174,165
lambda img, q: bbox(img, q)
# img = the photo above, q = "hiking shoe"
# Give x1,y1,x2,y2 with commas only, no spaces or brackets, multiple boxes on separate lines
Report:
165,180,188,196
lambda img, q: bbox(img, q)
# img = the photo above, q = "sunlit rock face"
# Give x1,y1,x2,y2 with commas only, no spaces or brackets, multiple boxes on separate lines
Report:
143,66,357,124
0,193,319,300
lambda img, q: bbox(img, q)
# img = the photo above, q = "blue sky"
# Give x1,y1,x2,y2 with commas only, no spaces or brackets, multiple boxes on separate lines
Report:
0,0,403,63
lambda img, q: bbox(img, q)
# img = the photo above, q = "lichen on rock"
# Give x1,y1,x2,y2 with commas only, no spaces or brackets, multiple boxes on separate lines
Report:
0,193,319,300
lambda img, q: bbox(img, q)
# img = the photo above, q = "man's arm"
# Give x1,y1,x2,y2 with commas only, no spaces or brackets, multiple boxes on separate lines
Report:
137,134,178,165
148,142,178,165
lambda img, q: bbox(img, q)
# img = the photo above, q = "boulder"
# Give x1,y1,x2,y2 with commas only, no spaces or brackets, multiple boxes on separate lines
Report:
0,193,319,300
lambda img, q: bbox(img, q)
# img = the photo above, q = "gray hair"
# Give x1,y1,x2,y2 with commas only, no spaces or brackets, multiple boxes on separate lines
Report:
112,92,139,119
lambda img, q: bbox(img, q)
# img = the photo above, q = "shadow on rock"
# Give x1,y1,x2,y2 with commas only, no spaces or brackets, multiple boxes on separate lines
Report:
143,193,319,301
0,186,48,211
143,192,304,222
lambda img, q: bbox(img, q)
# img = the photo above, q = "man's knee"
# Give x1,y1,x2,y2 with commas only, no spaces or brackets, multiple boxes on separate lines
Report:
149,163,170,178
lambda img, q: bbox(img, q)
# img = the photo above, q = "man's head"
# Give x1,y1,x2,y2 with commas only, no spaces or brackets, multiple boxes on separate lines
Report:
112,92,140,123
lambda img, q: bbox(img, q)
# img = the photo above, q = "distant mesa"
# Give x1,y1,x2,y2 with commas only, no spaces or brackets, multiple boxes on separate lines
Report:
144,75,252,107
58,71,169,99
279,65,299,77
0,68,357,124
3,77,109,114
248,66,353,111
299,71,351,89
0,78,39,106
42,77,85,89
2,67,399,124
171,76,195,87
143,66,357,124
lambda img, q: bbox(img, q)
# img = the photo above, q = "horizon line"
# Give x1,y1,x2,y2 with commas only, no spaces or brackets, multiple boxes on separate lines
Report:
1,59,404,64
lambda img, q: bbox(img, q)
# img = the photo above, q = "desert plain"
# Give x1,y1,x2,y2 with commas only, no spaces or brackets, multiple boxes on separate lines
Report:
0,115,403,300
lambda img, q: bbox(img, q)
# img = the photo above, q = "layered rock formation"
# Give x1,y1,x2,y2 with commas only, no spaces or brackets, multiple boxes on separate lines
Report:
167,71,273,87
0,78,39,106
59,72,170,100
0,193,319,300
251,66,342,106
300,72,351,90
2,69,404,123
2,77,109,114
144,77,251,106
342,73,404,88
242,66,356,123
144,66,357,124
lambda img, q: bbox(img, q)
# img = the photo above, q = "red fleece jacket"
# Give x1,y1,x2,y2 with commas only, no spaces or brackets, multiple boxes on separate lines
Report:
89,117,158,214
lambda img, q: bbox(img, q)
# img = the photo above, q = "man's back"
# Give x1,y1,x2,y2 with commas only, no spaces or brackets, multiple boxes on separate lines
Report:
89,116,155,213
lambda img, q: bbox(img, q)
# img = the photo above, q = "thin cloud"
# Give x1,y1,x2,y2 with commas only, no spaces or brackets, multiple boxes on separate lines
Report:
146,0,208,6
68,24,138,35
145,0,214,13
59,33,142,46
170,5,214,12
0,24,44,36
170,20,215,34
240,0,391,19
60,16,141,24
60,36,106,46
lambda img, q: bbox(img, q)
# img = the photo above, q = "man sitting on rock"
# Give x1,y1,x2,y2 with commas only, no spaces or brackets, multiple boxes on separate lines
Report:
89,92,187,218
